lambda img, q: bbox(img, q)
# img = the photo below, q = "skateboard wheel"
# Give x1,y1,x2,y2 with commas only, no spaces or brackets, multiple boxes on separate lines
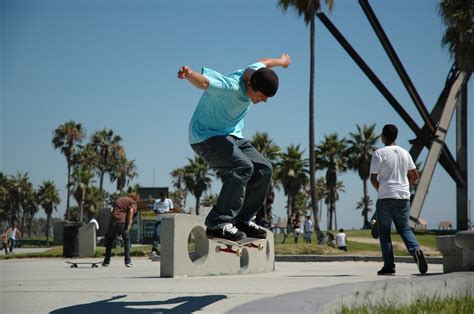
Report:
257,244,264,251
235,249,242,257
215,246,221,253
70,265,74,268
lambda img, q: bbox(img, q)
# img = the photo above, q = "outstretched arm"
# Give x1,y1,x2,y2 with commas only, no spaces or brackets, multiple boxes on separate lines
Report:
259,53,292,69
177,66,209,90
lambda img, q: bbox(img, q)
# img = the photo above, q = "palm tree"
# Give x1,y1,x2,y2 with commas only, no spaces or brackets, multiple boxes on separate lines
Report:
8,172,33,228
201,193,219,207
110,156,138,193
438,0,474,73
183,156,213,216
170,167,188,209
52,121,86,220
0,173,11,224
315,177,328,222
325,180,344,230
356,195,374,229
276,144,308,225
316,133,349,230
90,128,123,194
347,124,379,228
70,165,95,223
279,0,334,242
37,181,60,246
251,131,281,220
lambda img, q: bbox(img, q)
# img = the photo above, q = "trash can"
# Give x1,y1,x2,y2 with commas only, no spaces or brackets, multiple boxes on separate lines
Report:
63,223,81,257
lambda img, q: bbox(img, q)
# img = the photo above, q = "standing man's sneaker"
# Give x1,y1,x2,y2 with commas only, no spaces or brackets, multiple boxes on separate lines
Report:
235,220,267,239
149,251,158,259
102,261,110,267
125,262,133,268
206,223,246,241
414,249,428,274
371,219,379,239
377,266,395,276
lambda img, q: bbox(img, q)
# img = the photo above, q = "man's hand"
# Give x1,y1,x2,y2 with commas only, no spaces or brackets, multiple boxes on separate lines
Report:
177,66,193,79
279,53,291,68
177,65,209,90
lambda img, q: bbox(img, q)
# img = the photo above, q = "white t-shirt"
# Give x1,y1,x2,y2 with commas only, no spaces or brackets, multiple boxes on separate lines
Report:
303,219,313,233
370,145,416,200
336,232,346,247
153,198,174,221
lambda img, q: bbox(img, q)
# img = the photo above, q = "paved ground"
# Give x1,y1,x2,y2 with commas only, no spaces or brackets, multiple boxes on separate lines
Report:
1,256,456,313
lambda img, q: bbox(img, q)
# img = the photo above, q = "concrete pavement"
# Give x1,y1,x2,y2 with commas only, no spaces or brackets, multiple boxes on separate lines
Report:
2,257,470,313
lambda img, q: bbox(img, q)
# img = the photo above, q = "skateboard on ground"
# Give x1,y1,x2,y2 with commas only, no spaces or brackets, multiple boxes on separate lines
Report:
66,261,101,268
209,237,265,256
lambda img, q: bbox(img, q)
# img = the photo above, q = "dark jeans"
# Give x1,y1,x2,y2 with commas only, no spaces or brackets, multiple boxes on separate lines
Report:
152,221,161,251
104,223,131,264
191,136,272,229
376,198,420,268
8,238,15,253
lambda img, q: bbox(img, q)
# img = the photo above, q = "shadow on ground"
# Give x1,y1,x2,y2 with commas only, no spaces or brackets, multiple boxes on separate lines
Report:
50,294,227,313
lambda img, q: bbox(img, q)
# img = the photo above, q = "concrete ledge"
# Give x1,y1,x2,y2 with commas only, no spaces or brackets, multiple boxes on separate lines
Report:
230,272,474,313
437,235,464,272
454,230,474,271
275,255,442,264
160,214,275,277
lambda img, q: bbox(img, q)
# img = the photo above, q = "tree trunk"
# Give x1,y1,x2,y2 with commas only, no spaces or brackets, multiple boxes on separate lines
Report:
308,15,322,242
66,163,71,220
195,197,200,216
363,178,369,227
46,213,51,246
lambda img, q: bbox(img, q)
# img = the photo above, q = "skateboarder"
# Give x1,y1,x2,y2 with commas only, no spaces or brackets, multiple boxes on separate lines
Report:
370,124,428,275
102,193,139,267
178,53,291,241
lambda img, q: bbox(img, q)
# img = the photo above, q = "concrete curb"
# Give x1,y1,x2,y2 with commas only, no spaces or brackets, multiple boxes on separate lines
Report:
275,255,443,264
230,272,474,313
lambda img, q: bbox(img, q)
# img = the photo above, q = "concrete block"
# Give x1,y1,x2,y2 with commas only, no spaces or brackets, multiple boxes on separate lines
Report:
78,223,96,258
160,214,274,278
436,235,464,273
454,230,474,271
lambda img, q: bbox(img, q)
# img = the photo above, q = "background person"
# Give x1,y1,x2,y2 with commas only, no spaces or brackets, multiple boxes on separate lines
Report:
370,124,427,275
335,228,347,251
150,192,174,257
102,193,138,268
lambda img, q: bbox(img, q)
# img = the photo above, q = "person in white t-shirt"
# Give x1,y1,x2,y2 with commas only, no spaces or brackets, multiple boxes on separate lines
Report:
370,124,427,276
150,192,173,256
335,229,347,251
6,223,21,253
303,215,313,243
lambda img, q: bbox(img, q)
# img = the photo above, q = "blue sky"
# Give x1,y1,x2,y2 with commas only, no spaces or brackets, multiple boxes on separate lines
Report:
2,0,472,229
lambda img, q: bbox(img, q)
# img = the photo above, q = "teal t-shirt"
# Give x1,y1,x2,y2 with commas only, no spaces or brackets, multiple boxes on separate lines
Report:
188,62,265,144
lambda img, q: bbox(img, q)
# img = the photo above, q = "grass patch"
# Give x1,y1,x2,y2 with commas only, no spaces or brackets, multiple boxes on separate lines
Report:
339,293,474,314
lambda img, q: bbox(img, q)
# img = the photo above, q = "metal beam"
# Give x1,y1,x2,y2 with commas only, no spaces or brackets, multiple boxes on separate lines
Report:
409,71,466,228
456,82,469,230
316,12,466,187
359,0,435,131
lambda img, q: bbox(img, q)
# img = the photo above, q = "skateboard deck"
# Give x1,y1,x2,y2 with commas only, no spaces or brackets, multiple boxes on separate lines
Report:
66,261,102,268
209,237,265,256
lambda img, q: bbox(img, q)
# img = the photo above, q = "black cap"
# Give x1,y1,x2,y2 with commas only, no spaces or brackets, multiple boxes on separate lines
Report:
250,68,279,97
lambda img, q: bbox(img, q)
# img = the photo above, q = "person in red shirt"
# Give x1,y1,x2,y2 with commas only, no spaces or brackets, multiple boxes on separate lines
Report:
102,193,139,267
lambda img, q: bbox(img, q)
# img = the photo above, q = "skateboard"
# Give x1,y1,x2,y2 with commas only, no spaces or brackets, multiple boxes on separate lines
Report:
210,237,265,256
66,261,102,268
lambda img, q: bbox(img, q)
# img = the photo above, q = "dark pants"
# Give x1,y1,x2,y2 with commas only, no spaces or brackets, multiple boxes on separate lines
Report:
376,198,420,268
104,223,131,264
8,238,15,253
191,136,272,229
152,221,161,251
